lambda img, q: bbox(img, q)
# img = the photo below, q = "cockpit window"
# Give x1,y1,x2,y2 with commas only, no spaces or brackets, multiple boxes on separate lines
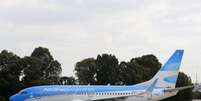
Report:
19,91,28,94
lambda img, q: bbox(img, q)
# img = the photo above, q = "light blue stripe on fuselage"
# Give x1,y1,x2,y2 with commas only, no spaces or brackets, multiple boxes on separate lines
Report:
14,85,148,101
24,85,146,97
27,85,146,93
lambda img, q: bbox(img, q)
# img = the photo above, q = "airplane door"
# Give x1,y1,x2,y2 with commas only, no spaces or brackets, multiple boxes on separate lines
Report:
29,92,41,101
87,92,95,100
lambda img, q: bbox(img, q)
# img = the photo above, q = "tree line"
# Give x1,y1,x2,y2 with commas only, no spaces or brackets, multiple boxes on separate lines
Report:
74,53,195,101
0,47,75,101
0,47,200,101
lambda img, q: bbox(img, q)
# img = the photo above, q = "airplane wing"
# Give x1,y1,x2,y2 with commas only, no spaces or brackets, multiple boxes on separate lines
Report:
164,85,193,92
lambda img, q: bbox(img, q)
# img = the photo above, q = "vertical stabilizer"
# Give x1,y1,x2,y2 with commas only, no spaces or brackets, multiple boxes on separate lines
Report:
139,50,184,88
160,50,183,72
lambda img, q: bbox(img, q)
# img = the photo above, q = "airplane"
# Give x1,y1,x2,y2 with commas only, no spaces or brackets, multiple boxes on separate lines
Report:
10,50,193,101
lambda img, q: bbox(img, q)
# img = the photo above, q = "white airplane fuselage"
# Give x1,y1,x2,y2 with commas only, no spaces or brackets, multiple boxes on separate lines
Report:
10,85,178,101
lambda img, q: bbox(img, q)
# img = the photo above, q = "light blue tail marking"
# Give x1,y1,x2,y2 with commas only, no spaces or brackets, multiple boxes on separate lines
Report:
146,78,159,92
160,50,184,71
163,75,177,84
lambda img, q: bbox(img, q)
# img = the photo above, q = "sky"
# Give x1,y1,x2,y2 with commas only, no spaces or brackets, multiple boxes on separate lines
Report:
0,0,201,82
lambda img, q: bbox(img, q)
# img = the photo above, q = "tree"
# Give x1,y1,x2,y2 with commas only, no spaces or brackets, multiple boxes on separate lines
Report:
118,55,161,85
31,47,53,60
0,96,6,101
0,47,63,100
59,76,76,85
75,58,97,85
21,47,62,86
31,47,62,81
192,92,201,99
134,55,161,81
118,61,144,85
74,54,120,85
95,54,119,85
0,50,23,100
161,72,193,101
20,56,44,86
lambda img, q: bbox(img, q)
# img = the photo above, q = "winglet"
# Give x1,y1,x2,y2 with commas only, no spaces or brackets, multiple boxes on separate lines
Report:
146,78,159,93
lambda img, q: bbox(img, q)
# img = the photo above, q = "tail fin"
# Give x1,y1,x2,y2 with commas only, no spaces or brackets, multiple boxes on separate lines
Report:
160,50,184,72
139,50,184,88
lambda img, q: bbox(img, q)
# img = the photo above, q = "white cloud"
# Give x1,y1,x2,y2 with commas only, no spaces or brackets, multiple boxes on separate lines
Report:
0,0,201,82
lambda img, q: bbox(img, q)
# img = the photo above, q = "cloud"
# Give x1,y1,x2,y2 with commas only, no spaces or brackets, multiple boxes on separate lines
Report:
0,0,201,82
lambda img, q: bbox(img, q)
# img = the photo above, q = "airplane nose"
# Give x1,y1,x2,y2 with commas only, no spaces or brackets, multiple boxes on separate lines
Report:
9,95,16,101
9,94,22,101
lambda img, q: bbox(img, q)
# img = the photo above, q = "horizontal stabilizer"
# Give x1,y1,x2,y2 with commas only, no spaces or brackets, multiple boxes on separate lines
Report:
164,85,193,92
